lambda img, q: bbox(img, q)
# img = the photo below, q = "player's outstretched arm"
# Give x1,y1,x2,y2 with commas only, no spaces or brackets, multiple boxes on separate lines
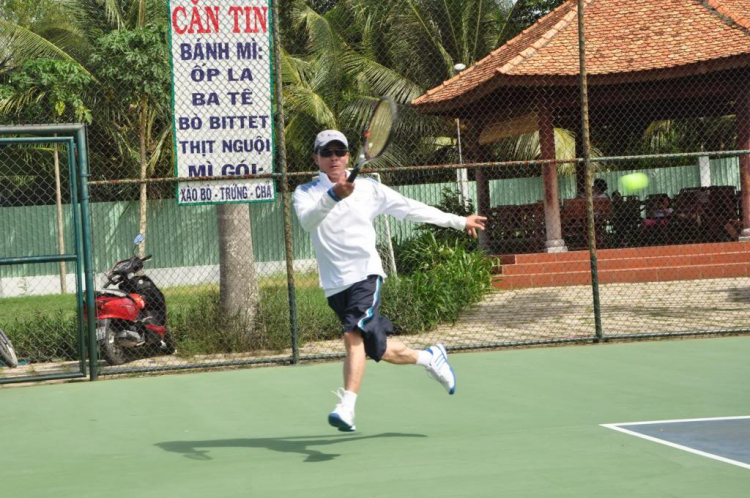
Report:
465,214,487,238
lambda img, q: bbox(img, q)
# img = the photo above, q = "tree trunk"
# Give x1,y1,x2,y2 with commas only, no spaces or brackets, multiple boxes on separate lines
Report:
138,97,148,257
217,203,260,346
53,142,67,294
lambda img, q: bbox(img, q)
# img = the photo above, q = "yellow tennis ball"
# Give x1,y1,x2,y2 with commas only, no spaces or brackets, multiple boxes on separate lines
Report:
619,172,649,192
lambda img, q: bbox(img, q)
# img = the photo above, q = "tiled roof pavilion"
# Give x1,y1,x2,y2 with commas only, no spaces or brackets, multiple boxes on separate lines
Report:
413,0,750,114
411,0,750,254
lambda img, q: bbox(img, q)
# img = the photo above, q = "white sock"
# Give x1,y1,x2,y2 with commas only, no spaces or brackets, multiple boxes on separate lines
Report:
416,350,432,367
343,390,357,409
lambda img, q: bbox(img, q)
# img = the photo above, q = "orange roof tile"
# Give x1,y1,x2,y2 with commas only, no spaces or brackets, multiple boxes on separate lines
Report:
413,0,750,112
708,0,750,30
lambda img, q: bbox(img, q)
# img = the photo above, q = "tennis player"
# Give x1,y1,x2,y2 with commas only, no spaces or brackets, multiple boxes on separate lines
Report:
293,129,486,432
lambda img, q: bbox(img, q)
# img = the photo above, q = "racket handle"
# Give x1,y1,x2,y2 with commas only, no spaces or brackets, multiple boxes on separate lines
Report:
347,167,360,183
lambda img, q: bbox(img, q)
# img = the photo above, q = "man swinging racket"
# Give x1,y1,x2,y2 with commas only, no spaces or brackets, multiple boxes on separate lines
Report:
293,123,486,432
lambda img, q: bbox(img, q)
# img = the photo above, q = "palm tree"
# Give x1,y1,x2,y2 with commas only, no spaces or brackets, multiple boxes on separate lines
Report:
282,0,516,174
643,117,737,156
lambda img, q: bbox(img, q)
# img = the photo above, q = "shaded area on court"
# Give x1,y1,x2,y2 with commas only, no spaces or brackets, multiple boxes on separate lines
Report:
156,432,426,463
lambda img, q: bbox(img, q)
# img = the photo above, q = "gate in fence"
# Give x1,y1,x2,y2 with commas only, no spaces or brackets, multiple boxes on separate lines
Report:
0,124,97,385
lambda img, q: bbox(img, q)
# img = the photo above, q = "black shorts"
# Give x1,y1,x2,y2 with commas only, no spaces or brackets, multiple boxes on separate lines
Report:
327,275,394,362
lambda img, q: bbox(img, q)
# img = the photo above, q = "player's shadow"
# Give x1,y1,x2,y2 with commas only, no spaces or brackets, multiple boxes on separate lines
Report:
156,432,426,463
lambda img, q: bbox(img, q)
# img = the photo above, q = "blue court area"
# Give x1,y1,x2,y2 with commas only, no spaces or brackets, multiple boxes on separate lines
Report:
603,417,750,469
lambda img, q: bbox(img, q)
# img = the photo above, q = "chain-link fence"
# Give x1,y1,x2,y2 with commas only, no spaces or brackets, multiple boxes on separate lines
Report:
2,0,750,382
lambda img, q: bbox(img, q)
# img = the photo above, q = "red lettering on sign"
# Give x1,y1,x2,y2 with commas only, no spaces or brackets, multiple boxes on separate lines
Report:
171,6,188,34
227,5,268,34
228,6,243,34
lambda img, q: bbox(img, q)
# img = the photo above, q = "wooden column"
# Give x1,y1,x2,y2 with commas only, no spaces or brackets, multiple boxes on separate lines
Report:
463,120,492,250
738,90,750,240
538,106,567,252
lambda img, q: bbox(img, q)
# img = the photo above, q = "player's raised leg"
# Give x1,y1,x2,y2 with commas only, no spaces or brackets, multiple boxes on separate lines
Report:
382,339,456,395
424,344,456,395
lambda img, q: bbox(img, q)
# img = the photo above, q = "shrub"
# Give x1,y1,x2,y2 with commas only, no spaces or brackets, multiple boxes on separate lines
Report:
384,232,494,333
3,310,79,363
168,282,340,355
416,187,479,251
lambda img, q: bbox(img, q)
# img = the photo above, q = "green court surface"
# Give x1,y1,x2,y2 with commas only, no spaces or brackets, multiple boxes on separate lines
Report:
2,337,749,497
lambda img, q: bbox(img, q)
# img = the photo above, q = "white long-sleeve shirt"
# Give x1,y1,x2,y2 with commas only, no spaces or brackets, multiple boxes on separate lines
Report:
293,171,467,296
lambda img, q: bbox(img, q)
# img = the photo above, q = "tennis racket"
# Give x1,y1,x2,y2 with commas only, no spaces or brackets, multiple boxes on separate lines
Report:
347,97,398,182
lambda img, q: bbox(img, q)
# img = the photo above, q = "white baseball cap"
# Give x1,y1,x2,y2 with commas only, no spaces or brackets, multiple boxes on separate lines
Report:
314,130,348,150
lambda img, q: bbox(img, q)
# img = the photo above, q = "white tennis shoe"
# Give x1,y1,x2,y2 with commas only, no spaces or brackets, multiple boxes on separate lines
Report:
425,344,456,394
328,388,356,432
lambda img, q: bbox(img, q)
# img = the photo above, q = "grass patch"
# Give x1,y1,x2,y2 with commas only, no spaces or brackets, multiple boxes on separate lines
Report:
0,294,77,324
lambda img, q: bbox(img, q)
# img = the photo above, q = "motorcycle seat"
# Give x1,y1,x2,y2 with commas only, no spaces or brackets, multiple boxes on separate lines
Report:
95,289,131,298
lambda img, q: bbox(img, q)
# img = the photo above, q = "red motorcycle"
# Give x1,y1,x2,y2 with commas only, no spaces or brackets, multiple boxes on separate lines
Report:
90,234,175,365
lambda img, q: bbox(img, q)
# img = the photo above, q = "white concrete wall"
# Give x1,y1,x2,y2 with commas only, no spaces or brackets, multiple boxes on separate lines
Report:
0,259,318,297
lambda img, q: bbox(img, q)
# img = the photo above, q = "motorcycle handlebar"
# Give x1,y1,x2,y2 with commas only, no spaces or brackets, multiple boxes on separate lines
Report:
103,255,152,287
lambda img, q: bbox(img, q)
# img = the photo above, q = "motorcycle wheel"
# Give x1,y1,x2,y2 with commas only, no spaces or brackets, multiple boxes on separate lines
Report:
98,322,126,366
0,327,18,368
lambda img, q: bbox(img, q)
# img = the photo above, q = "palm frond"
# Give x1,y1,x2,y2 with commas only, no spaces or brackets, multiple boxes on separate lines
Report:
0,88,45,118
0,20,94,79
294,5,341,59
103,0,125,29
280,47,312,87
401,0,455,78
284,86,337,128
339,51,424,104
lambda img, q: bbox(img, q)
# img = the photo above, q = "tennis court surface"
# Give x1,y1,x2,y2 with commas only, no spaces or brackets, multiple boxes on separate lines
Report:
2,337,749,497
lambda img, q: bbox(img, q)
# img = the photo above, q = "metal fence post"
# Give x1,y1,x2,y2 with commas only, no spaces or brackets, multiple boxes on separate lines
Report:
272,0,300,364
75,126,99,379
578,0,603,342
67,139,87,376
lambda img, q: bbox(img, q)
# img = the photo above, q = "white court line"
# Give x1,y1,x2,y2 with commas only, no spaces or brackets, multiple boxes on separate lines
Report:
601,416,750,470
603,415,750,426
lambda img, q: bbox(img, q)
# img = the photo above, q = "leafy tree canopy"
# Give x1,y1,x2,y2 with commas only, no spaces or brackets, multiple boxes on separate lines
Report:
0,0,71,29
90,24,170,106
1,58,93,122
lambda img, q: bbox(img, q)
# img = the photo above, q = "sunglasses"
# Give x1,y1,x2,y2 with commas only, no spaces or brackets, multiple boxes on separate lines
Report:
317,148,349,157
